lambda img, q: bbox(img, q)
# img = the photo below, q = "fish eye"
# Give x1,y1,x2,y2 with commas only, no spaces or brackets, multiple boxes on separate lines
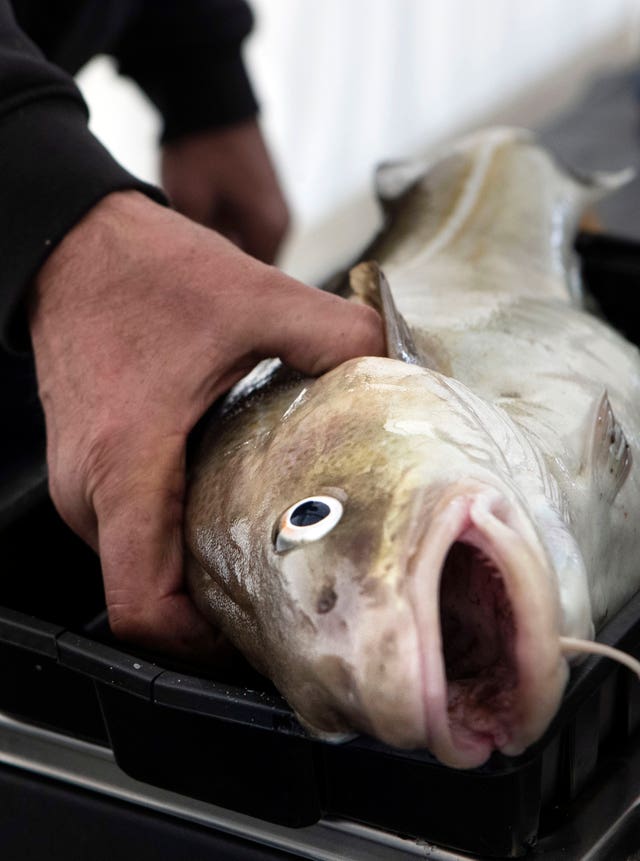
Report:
275,496,343,552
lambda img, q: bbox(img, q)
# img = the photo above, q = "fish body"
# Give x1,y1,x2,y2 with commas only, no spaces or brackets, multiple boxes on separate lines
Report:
185,128,640,768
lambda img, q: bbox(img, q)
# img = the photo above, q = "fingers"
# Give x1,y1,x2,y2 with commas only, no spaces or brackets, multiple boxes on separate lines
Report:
240,272,385,376
86,429,221,659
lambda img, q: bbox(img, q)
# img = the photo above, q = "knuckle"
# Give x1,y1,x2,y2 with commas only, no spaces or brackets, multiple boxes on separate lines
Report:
83,427,121,493
46,438,103,540
45,420,135,535
47,472,77,529
81,424,187,525
78,422,135,517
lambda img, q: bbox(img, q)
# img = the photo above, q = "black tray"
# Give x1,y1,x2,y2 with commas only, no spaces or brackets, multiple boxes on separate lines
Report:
1,231,639,858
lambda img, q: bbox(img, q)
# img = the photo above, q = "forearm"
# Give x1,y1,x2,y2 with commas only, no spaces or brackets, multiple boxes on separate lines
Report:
112,0,259,143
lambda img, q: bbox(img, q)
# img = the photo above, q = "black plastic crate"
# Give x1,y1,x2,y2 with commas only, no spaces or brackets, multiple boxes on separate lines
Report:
1,231,640,857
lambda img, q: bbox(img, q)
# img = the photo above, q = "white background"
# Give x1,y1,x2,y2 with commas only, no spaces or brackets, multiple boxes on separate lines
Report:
77,0,640,281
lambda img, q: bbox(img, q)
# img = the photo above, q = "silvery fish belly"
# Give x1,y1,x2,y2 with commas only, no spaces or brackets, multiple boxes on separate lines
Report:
184,127,640,768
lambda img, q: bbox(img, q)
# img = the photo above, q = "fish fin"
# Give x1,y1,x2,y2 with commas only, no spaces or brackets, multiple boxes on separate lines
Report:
349,260,382,310
569,166,635,202
375,160,424,211
587,391,632,503
350,261,421,365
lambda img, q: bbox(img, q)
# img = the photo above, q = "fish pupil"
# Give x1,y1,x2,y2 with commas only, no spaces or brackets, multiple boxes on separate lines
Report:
290,500,331,527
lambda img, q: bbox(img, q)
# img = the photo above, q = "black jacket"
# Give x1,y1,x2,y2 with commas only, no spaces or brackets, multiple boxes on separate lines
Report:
0,0,258,347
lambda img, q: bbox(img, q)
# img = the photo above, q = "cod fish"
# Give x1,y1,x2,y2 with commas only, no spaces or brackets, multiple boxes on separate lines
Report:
185,127,640,768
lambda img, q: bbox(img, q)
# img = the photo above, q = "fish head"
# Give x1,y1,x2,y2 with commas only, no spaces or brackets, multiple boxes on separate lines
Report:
185,356,569,768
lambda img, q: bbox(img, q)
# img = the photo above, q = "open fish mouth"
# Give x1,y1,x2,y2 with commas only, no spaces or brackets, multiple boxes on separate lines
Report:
407,484,567,768
440,537,518,754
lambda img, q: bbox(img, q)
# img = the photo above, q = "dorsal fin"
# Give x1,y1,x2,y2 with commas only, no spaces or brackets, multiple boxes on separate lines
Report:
375,160,424,212
586,391,632,503
349,261,421,365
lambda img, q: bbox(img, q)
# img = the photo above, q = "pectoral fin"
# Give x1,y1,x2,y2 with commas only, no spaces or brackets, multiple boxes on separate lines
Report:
350,261,421,365
587,391,632,503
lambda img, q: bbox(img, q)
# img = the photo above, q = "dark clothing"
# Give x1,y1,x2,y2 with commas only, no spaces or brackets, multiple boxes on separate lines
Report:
10,1,259,141
0,0,258,347
0,0,258,489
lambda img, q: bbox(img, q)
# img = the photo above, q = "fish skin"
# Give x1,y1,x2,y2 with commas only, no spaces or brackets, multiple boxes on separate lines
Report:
184,127,640,768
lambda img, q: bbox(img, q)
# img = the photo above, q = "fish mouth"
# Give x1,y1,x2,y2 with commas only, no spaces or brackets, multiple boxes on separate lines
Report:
408,483,568,768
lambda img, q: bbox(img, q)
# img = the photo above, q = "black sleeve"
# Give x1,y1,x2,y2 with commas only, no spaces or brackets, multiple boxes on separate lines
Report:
112,0,259,144
0,0,167,351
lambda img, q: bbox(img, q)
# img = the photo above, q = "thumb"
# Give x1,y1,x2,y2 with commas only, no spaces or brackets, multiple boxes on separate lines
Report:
90,429,221,658
246,273,385,375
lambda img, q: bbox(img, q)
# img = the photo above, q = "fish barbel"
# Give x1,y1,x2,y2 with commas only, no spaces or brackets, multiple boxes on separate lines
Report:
184,127,640,768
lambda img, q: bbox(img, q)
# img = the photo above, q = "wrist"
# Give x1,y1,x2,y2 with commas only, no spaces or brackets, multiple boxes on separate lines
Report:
30,191,157,328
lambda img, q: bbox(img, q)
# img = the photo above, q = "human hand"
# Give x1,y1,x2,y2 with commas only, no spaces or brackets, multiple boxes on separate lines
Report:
29,191,383,659
161,119,290,264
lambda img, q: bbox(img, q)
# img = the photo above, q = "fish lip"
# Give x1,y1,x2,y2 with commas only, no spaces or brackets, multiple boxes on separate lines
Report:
408,482,567,768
